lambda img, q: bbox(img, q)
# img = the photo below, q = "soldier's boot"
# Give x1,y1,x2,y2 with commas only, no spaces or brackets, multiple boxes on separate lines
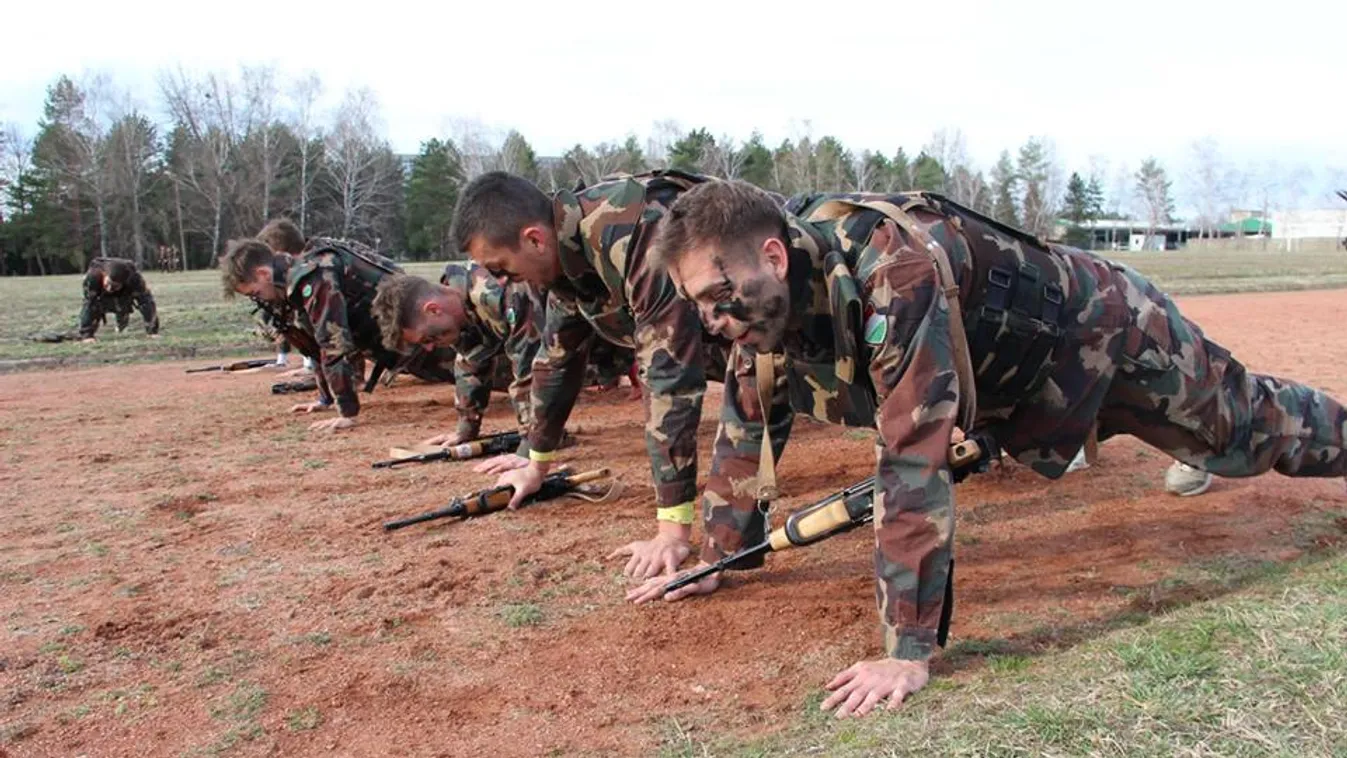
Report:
1165,461,1213,497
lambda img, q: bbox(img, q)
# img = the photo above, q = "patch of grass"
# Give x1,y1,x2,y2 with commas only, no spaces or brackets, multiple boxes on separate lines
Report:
712,555,1347,757
38,640,66,654
86,540,109,557
301,459,328,470
293,631,332,647
285,706,323,732
210,682,268,723
57,654,85,674
498,603,544,628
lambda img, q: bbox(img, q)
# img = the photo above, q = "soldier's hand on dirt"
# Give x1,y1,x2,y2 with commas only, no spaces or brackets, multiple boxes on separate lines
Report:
81,337,97,343
821,659,930,718
496,462,544,510
423,431,466,448
309,416,356,433
148,333,162,339
607,524,692,579
474,453,531,475
291,401,332,414
625,564,720,605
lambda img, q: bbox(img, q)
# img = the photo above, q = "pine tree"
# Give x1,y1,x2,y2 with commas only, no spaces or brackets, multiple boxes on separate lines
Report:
911,152,946,192
990,150,1018,226
1061,172,1093,247
1134,157,1175,239
404,138,463,258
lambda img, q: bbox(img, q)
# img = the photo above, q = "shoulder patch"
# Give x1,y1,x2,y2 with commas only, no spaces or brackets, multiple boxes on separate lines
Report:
863,312,888,345
506,306,517,326
301,283,313,298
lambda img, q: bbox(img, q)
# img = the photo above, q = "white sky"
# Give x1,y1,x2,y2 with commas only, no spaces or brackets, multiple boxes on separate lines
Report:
4,0,1346,212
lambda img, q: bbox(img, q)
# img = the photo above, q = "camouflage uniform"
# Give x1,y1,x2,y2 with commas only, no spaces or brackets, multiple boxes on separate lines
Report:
78,257,159,338
286,238,456,417
529,170,733,514
700,191,1347,662
587,339,637,388
440,261,544,451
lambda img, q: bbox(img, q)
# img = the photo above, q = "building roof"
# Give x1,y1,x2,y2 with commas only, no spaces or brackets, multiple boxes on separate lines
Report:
1218,217,1272,234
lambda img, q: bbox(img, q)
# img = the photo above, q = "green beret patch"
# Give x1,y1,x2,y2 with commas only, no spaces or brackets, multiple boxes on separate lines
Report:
863,312,888,345
302,283,313,298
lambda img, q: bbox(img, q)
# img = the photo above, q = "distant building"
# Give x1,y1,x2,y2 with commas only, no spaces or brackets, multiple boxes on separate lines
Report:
1053,219,1204,251
1269,208,1347,240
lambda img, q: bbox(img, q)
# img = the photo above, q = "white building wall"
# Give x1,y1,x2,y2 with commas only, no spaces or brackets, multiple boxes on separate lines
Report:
1270,209,1347,240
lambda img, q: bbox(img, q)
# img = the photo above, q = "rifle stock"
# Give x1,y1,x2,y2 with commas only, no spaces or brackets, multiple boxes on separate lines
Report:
371,431,524,469
185,358,275,374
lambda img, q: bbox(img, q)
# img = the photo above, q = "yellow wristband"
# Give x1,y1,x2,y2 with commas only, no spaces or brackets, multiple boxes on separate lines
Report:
656,502,696,525
528,448,558,463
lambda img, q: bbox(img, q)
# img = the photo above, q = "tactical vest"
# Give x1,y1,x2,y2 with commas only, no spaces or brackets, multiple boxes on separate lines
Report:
923,194,1067,403
786,192,1067,404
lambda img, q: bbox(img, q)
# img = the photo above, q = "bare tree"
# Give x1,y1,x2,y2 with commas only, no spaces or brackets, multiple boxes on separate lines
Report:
564,142,625,185
160,66,243,268
925,128,982,204
105,98,159,267
704,133,747,179
1185,137,1230,238
241,64,286,231
447,117,505,179
323,87,397,239
287,71,323,235
645,119,682,170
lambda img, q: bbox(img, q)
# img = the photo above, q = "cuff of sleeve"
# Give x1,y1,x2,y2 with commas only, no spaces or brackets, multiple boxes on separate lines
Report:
888,627,938,661
336,395,359,418
456,420,481,440
656,502,696,525
654,479,699,508
529,448,558,463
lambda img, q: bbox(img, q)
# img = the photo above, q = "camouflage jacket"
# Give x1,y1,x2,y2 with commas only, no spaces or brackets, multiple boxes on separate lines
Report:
285,239,405,417
531,169,719,508
440,261,543,450
704,191,1166,661
80,257,159,335
256,255,332,401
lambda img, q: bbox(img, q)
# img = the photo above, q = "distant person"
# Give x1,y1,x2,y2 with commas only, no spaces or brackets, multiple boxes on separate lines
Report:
77,257,160,341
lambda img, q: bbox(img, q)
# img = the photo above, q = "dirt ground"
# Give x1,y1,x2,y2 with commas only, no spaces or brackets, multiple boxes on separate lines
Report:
2,289,1346,758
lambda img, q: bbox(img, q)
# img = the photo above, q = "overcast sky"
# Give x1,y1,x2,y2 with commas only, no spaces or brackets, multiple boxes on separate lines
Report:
4,0,1345,210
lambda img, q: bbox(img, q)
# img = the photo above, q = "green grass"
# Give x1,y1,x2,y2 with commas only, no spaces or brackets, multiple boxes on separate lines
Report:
1107,246,1347,295
0,262,447,370
498,603,544,628
700,555,1347,757
3,253,1345,370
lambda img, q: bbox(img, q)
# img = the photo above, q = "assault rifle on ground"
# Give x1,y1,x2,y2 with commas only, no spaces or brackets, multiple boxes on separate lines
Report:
662,431,999,593
271,378,319,394
185,358,276,373
382,467,614,531
371,430,524,469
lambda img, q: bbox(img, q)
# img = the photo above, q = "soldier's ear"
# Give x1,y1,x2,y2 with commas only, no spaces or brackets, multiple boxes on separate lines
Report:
761,237,789,281
520,225,548,254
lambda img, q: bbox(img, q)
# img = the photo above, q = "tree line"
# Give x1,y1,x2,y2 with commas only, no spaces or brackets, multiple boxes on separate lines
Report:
0,66,1315,276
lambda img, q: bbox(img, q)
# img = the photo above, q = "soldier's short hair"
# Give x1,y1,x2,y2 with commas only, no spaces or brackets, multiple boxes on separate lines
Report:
103,259,134,287
651,180,787,271
218,238,275,298
257,218,306,254
371,274,437,350
450,171,553,253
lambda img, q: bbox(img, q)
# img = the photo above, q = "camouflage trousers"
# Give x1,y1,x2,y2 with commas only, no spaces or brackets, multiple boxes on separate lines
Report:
78,293,159,338
1096,276,1347,481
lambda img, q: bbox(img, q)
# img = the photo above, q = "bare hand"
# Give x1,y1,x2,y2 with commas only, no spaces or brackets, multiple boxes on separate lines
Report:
495,462,544,510
423,430,467,448
607,524,692,579
81,337,97,343
309,416,356,433
473,453,530,475
821,659,930,718
625,564,720,604
291,401,332,414
148,333,162,339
